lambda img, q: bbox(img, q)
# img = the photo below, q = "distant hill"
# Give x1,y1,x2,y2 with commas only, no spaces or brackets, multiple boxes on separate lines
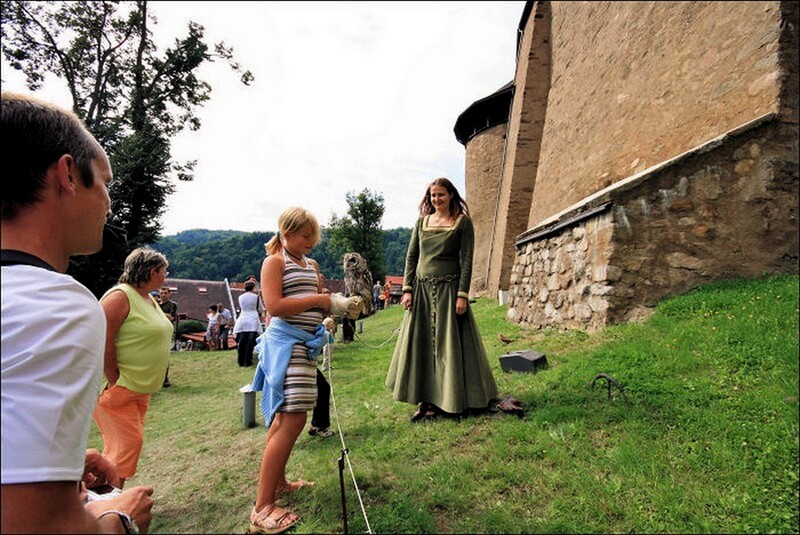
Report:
150,227,412,283
161,229,247,247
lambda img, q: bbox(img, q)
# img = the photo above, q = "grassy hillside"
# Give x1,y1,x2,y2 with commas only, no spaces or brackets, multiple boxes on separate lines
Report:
151,227,412,282
89,273,799,533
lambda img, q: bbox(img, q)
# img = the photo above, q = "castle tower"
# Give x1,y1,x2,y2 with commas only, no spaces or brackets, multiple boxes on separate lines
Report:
457,1,798,330
454,81,513,296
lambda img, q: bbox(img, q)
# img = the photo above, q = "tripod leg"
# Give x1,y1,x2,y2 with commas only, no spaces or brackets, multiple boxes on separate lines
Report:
338,450,349,534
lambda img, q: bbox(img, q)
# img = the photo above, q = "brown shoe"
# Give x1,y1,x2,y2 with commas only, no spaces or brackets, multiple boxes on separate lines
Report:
249,504,298,534
409,403,438,423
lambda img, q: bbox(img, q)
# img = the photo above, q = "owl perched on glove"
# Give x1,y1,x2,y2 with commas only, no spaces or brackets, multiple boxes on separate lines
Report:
343,252,374,316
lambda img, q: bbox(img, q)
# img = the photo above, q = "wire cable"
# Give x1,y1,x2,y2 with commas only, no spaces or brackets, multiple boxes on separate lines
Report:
353,326,400,349
326,356,373,534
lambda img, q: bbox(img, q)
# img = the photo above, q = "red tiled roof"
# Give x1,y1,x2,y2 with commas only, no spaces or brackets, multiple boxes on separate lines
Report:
385,275,404,296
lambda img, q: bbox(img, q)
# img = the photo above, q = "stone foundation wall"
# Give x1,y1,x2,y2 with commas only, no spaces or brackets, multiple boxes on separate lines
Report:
506,208,615,332
507,116,799,331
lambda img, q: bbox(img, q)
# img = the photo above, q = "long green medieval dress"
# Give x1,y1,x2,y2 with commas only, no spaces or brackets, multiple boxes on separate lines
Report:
385,214,499,414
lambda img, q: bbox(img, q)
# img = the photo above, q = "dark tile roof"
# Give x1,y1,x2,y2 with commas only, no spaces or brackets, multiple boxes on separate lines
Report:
165,277,347,322
453,80,514,145
164,278,243,323
324,279,346,295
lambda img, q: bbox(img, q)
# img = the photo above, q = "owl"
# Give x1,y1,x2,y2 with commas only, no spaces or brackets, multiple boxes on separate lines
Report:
343,252,374,316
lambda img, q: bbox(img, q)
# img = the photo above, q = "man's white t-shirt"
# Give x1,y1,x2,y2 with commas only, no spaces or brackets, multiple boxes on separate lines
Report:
1,264,106,484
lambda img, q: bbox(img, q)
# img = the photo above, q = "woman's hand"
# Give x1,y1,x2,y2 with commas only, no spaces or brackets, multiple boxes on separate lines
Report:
100,290,128,386
455,296,468,315
401,292,412,311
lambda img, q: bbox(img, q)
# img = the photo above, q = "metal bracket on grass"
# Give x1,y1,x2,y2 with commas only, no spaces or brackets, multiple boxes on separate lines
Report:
591,373,628,402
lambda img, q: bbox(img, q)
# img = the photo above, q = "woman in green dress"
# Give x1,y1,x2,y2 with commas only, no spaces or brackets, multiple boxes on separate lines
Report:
386,178,499,422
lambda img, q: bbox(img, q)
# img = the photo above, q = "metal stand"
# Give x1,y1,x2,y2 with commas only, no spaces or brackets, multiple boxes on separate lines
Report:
338,448,349,534
240,385,256,428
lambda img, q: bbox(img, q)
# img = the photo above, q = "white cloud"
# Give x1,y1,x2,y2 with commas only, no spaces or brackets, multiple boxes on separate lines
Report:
3,1,525,234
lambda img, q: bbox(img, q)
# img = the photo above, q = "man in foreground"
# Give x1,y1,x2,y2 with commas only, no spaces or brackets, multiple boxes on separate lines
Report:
1,91,154,533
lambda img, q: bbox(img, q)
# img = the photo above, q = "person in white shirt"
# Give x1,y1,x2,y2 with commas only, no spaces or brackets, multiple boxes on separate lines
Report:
1,91,154,533
217,302,234,350
233,280,264,366
205,304,221,350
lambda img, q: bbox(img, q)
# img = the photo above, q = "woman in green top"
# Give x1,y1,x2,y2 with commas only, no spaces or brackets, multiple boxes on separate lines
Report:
93,247,173,486
386,178,499,422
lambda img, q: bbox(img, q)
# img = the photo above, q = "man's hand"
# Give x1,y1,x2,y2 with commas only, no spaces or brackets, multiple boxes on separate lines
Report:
85,485,154,534
83,449,120,490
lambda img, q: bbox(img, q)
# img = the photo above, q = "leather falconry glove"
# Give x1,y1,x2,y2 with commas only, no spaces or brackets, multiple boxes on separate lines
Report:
330,293,365,319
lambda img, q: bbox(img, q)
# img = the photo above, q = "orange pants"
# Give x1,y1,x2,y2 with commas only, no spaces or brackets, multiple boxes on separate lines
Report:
93,384,151,479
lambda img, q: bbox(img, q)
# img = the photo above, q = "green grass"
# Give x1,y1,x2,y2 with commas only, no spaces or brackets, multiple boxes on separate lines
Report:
89,273,799,534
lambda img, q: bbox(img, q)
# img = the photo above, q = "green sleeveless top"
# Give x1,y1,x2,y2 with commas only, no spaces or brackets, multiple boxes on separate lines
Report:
102,283,173,394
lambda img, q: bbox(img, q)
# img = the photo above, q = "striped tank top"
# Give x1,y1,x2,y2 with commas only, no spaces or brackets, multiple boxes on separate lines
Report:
281,250,325,331
278,249,323,412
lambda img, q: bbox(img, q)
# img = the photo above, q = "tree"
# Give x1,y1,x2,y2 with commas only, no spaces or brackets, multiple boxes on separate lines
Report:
312,227,344,280
327,188,386,284
1,0,253,296
383,227,412,276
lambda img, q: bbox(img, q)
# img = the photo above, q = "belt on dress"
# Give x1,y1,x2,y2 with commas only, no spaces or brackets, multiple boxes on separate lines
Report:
416,274,459,284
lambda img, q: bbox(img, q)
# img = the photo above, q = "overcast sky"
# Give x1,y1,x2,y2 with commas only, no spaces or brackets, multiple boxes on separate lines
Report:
3,1,525,235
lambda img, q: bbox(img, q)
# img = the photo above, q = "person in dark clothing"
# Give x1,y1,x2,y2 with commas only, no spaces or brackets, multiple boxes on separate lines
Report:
309,317,335,438
158,287,178,387
309,370,333,437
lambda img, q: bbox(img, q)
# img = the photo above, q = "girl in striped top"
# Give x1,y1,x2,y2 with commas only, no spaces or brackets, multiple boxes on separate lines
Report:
249,207,333,534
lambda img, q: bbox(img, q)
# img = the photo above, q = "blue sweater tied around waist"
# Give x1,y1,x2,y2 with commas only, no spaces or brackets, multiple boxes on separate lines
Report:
250,317,328,427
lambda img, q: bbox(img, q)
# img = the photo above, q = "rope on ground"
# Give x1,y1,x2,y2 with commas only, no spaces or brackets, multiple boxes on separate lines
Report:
327,361,373,534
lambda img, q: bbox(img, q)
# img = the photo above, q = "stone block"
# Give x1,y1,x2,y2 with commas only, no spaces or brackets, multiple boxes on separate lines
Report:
499,350,548,374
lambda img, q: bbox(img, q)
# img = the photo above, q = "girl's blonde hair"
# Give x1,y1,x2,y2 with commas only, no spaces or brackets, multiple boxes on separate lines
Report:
264,207,321,256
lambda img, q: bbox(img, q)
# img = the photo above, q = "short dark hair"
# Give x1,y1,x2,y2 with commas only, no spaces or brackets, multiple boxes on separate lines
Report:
244,280,256,292
1,92,102,220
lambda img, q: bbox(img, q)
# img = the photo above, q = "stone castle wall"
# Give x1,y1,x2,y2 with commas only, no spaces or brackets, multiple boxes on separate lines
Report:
527,1,785,229
465,122,507,294
507,116,799,331
484,0,550,299
462,1,798,329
